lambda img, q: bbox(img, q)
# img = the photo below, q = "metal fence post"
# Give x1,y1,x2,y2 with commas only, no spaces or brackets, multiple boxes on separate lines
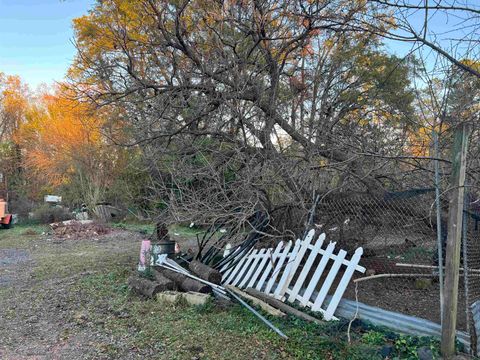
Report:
433,130,444,323
462,189,471,343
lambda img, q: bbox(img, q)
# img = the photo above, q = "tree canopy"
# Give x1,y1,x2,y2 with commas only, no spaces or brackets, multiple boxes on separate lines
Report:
1,0,478,231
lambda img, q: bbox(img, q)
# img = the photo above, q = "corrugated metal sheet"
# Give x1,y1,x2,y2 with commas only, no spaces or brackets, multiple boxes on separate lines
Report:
470,300,480,354
324,295,471,351
267,282,472,353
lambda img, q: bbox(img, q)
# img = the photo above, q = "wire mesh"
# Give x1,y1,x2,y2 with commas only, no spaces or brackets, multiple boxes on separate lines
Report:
464,157,480,352
315,189,453,327
308,127,480,351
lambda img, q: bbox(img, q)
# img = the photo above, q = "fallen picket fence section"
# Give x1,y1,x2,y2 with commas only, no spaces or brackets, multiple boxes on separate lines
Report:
220,229,366,320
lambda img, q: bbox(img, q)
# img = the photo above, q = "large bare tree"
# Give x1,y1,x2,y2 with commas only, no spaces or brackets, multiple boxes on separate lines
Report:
68,0,427,233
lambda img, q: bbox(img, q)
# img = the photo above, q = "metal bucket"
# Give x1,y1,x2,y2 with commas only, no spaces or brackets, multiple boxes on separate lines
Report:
152,241,176,258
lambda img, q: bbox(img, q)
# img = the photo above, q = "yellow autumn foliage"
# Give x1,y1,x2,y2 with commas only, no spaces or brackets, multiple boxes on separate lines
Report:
17,88,104,187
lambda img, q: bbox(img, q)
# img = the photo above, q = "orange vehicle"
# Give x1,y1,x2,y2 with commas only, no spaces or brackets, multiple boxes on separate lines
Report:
0,173,12,229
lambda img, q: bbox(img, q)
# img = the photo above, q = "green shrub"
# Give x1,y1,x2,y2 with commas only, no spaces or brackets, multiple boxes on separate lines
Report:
394,335,440,359
361,331,386,346
32,204,72,224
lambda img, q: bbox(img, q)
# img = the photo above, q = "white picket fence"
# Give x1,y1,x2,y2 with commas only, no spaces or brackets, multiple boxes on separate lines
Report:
220,230,366,320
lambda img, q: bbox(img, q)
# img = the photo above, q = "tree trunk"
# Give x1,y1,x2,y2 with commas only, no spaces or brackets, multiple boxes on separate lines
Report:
188,260,222,284
153,271,175,290
128,276,170,298
154,267,212,293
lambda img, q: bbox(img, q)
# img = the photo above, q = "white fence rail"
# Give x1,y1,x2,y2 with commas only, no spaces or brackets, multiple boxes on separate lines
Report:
220,230,366,320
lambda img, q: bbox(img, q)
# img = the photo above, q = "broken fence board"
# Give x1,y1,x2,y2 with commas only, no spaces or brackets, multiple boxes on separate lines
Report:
308,244,366,273
312,249,347,312
231,248,259,286
276,230,315,300
226,285,286,317
246,248,269,289
246,287,326,324
223,248,253,285
220,245,251,275
238,248,265,288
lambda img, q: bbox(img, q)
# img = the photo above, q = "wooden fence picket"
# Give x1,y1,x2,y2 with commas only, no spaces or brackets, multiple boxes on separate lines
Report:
223,248,253,285
288,233,325,302
256,242,284,291
311,249,347,312
247,248,271,288
239,248,266,288
300,242,336,306
221,247,249,279
221,258,239,280
274,239,302,299
231,249,258,286
264,240,292,294
323,247,363,320
275,230,315,300
219,231,365,320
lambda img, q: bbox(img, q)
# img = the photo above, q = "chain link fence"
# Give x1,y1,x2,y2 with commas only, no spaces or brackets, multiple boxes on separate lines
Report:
463,142,480,353
308,127,480,353
317,188,450,323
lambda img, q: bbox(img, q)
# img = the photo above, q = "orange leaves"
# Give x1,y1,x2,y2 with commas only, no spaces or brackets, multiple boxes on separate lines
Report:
0,74,29,139
460,59,480,72
406,127,432,158
1,75,28,111
301,43,314,57
302,17,311,29
7,81,133,203
17,88,104,186
72,0,154,73
73,15,116,57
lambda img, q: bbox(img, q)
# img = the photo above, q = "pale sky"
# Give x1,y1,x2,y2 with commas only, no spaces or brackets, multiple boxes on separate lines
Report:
0,0,92,89
0,0,475,89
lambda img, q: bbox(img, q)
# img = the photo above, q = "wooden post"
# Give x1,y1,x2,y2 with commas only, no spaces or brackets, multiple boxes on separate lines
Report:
441,122,471,358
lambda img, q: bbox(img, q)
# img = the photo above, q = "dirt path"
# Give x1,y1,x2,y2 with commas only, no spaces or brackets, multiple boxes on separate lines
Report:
0,248,30,286
0,227,143,360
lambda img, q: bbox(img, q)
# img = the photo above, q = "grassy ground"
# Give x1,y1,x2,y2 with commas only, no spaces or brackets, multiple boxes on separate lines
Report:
0,223,445,359
111,221,206,238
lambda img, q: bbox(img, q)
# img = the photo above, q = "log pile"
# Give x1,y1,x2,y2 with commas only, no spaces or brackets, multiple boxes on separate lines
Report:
128,263,217,298
128,275,173,298
188,260,222,284
128,255,318,339
155,267,212,293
